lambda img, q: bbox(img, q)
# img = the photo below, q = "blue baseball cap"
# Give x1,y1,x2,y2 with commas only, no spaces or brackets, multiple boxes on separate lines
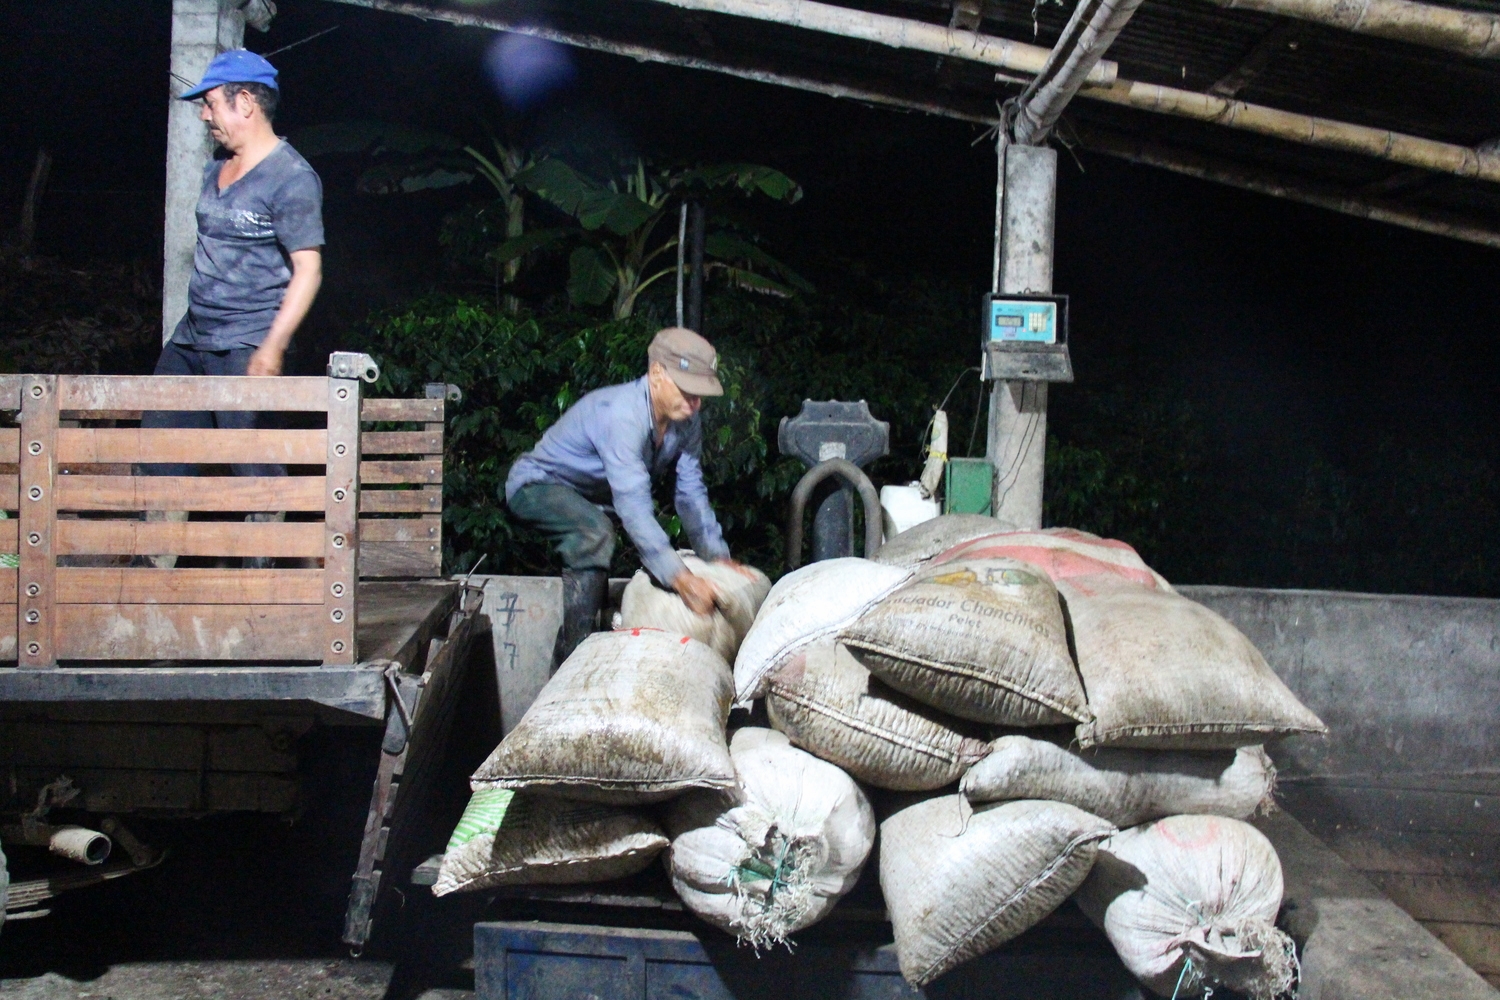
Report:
179,49,279,101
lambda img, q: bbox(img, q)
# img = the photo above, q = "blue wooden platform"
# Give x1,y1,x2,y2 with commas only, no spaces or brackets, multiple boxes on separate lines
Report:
474,919,1146,1000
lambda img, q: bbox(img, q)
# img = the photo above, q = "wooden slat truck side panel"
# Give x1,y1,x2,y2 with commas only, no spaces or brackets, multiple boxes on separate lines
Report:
0,372,449,663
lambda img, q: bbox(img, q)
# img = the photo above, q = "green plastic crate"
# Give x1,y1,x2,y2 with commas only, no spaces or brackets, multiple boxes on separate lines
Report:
944,458,993,516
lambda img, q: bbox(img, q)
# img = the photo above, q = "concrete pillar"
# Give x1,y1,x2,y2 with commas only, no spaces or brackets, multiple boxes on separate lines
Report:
985,143,1057,529
163,0,247,344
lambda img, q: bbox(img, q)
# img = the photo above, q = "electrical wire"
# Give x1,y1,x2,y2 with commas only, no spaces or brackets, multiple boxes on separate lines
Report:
263,25,340,58
919,366,982,461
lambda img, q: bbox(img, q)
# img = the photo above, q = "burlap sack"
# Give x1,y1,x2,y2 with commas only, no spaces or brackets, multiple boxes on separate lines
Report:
934,527,1175,592
619,555,772,662
433,788,668,896
881,795,1115,986
872,514,1019,567
961,736,1276,828
734,558,912,704
1075,815,1296,1000
765,640,991,791
840,557,1088,726
471,628,735,803
664,728,875,948
1060,574,1326,749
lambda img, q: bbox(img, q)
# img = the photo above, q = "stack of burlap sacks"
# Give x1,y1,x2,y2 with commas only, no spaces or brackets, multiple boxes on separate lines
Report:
435,526,1326,998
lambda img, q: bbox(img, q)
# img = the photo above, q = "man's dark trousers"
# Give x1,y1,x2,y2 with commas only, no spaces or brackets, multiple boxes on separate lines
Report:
139,342,285,478
507,482,616,667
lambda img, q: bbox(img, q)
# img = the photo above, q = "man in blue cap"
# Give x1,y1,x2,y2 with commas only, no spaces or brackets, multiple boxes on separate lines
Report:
142,49,324,566
160,48,322,381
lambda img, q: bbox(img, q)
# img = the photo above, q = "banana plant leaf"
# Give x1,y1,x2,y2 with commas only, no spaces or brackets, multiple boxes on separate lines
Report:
356,157,476,194
715,267,799,298
485,227,569,266
513,160,658,235
676,164,803,203
705,231,814,292
567,246,617,306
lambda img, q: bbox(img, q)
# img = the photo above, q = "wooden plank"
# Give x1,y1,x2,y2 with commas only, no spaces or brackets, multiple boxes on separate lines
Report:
0,569,14,604
359,489,441,514
0,604,15,660
57,428,326,465
355,580,458,667
0,376,22,411
58,375,328,413
0,665,385,717
359,541,441,578
361,398,443,423
1367,873,1500,925
57,520,324,558
0,428,18,463
360,431,442,455
56,568,324,605
0,475,18,508
1423,922,1500,975
55,475,327,512
20,375,58,668
59,410,143,422
54,603,325,660
0,518,16,547
360,460,441,485
359,518,441,543
0,721,206,769
325,377,360,664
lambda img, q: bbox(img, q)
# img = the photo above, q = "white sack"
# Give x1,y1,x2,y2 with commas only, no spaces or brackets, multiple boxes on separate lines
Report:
665,728,875,948
934,527,1175,592
619,555,772,662
471,628,735,803
1074,815,1296,1000
961,736,1276,828
872,514,1019,567
433,788,668,896
733,558,912,704
1060,574,1326,750
839,557,1088,726
881,795,1115,986
765,640,991,790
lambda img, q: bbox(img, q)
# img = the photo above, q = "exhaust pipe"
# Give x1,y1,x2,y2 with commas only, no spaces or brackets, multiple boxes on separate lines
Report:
47,826,112,865
2,823,113,865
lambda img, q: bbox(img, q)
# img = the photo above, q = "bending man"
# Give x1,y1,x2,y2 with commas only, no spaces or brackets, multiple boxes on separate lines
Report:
505,328,748,663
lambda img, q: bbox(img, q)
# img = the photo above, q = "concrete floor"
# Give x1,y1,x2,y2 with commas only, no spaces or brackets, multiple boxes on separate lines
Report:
1,960,408,1000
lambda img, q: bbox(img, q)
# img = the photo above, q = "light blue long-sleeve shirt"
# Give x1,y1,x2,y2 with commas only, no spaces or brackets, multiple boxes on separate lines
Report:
504,375,730,584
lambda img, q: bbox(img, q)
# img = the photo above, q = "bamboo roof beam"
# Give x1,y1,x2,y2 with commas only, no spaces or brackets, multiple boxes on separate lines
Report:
1206,0,1500,59
321,0,1500,191
1072,124,1500,249
1014,0,1148,144
323,0,1003,119
645,0,1116,83
1082,78,1500,183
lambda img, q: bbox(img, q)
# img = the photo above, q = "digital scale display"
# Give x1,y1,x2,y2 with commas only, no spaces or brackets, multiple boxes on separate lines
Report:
987,298,1058,344
979,293,1072,382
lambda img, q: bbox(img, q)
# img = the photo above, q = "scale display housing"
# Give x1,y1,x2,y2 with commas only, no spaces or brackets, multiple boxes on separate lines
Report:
981,293,1073,382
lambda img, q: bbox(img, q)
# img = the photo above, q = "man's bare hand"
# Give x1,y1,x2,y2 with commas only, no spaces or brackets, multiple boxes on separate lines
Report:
247,344,283,377
714,558,758,580
674,569,720,616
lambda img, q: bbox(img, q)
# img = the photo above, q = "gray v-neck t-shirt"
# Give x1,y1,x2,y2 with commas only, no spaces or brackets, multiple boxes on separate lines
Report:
171,140,324,350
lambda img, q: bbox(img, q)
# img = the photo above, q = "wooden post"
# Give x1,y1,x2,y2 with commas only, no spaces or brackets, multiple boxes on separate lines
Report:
19,376,58,668
325,376,361,663
986,144,1057,529
163,0,247,343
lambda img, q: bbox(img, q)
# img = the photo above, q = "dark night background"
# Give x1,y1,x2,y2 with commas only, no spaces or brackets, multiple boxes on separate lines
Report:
3,0,1498,594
